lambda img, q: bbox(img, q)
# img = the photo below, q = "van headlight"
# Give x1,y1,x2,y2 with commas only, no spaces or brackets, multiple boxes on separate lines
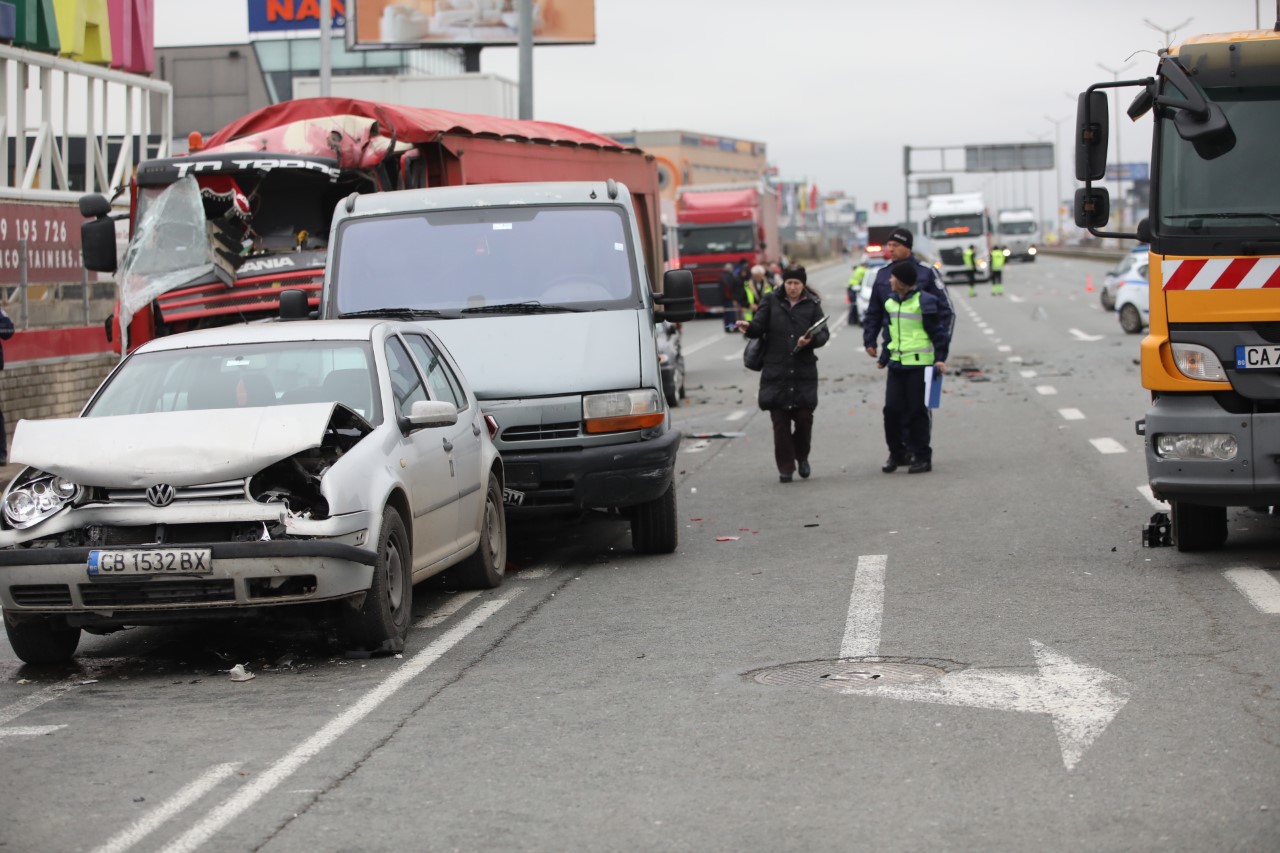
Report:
1154,433,1238,461
1171,344,1228,382
1028,246,1037,256
4,472,83,528
583,389,665,433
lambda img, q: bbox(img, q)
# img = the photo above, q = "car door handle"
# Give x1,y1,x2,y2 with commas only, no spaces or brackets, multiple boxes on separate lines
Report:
472,423,482,436
442,438,453,452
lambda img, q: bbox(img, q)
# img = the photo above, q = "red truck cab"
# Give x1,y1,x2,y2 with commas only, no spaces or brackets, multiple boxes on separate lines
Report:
674,182,780,315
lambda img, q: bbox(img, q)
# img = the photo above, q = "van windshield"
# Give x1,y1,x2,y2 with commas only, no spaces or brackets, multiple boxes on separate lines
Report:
332,206,640,315
928,214,984,237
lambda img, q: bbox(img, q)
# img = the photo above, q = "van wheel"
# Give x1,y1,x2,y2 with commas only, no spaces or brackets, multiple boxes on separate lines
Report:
451,473,507,589
1119,304,1143,334
344,507,412,651
1172,501,1228,552
4,612,81,665
631,483,678,554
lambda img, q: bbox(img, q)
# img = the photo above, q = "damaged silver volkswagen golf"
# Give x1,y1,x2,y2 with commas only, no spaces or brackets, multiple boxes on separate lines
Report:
0,320,507,664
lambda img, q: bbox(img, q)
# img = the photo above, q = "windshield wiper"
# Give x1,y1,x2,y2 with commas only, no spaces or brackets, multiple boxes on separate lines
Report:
460,301,584,315
1166,212,1280,225
339,308,452,320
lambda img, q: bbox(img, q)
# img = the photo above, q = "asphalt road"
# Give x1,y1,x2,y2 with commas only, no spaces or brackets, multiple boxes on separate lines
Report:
2,256,1277,852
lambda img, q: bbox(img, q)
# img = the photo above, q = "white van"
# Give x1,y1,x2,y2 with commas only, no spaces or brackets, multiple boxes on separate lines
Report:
995,208,1040,261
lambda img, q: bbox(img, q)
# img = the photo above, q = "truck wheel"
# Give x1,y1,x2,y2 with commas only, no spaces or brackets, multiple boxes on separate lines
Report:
631,483,678,554
1119,304,1143,334
451,473,507,589
1099,288,1115,311
344,507,412,651
4,611,81,665
1172,501,1228,552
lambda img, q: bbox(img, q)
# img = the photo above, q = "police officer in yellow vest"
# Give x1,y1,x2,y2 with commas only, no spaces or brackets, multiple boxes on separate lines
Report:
847,260,868,325
963,244,978,296
990,245,1006,295
876,261,951,473
742,264,773,322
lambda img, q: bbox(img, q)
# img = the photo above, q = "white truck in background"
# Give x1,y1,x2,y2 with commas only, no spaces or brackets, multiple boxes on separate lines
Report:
925,193,991,284
995,208,1040,261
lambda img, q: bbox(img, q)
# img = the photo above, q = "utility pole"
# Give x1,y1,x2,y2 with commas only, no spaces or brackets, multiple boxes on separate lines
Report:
1097,62,1135,230
518,0,534,119
1044,114,1069,242
320,0,332,97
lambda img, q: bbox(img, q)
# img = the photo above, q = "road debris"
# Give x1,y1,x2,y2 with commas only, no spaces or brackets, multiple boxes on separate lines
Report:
715,536,741,542
228,664,256,682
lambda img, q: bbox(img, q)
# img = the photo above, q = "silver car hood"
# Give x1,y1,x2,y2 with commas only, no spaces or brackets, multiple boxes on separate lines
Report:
10,403,344,488
428,312,641,399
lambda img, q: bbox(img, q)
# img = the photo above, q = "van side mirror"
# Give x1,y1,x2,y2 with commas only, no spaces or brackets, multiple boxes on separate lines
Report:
1075,91,1109,182
656,269,695,322
81,218,118,273
1074,187,1110,229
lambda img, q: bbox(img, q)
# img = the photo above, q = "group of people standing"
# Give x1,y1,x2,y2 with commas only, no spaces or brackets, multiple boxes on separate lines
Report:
737,227,953,483
720,259,786,331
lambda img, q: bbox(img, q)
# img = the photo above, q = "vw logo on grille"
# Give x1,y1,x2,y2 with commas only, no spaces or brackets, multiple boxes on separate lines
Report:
146,483,176,507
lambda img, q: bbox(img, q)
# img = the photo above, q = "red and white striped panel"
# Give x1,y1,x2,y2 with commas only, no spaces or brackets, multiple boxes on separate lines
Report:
1163,257,1280,290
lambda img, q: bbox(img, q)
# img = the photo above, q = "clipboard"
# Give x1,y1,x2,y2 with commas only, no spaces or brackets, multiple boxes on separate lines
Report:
793,315,829,354
923,366,943,409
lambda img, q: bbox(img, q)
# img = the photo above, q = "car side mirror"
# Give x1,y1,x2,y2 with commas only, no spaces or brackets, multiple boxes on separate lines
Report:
655,268,695,322
1075,91,1109,182
1074,187,1111,229
405,400,458,431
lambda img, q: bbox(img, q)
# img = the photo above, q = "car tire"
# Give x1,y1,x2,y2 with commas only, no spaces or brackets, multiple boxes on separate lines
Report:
451,473,507,589
1172,501,1228,552
4,611,81,665
1119,304,1144,334
631,482,677,554
344,507,412,651
1099,288,1115,311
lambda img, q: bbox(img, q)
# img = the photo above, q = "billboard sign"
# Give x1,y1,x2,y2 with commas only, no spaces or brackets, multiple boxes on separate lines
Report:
248,0,347,32
916,177,953,198
1106,162,1149,181
965,143,1054,172
345,0,596,49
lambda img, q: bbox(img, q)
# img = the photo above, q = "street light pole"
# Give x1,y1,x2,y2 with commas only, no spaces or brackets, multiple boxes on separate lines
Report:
1097,62,1135,230
1145,17,1193,53
1045,114,1069,242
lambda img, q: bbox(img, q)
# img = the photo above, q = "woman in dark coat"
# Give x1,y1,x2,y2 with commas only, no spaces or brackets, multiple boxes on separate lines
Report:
736,265,830,482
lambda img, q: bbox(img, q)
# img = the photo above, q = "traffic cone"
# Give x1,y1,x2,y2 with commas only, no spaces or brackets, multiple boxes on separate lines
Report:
1086,273,1094,293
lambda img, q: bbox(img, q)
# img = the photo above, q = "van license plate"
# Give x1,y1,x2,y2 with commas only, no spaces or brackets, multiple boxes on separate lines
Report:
502,488,525,507
1235,345,1280,369
87,549,213,576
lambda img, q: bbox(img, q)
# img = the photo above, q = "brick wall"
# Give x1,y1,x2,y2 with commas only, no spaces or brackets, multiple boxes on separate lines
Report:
0,356,118,452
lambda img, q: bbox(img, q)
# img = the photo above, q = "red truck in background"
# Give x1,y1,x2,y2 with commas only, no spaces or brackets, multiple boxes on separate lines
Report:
674,182,780,315
79,97,663,353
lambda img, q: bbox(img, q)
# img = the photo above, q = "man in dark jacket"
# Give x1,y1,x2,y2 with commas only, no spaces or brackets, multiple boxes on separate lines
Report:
876,261,950,474
862,227,953,354
0,306,13,464
719,263,740,332
736,266,830,482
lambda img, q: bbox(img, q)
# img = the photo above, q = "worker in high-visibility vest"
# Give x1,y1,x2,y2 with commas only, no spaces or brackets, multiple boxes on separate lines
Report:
990,245,1006,296
743,264,773,322
963,245,978,296
847,260,868,325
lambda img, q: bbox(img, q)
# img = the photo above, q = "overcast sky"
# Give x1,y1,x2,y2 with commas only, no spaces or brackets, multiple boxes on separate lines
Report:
155,0,1265,224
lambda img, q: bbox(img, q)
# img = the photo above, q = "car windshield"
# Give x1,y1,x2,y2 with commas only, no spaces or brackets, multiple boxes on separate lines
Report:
86,340,382,424
678,224,755,255
333,206,639,315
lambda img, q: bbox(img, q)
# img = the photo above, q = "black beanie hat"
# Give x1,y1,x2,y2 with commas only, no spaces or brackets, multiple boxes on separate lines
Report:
782,265,807,284
888,228,914,249
890,260,918,286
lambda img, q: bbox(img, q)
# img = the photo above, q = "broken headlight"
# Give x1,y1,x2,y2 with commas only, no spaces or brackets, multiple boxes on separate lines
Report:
4,472,83,529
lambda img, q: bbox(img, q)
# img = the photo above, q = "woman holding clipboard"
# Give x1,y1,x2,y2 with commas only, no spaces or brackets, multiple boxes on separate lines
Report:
736,266,830,483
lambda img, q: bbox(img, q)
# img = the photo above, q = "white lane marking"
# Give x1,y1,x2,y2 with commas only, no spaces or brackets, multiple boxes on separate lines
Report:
518,567,555,580
683,440,711,454
0,679,78,726
1035,385,1058,395
1008,356,1024,363
1223,569,1280,614
976,322,989,329
1058,408,1086,421
1089,438,1127,454
0,724,65,737
840,555,886,659
983,329,995,335
91,764,240,853
997,345,1012,352
1020,369,1038,378
159,592,523,853
1137,485,1169,511
725,410,747,422
414,591,482,629
1069,328,1105,342
722,353,738,361
1009,295,1025,303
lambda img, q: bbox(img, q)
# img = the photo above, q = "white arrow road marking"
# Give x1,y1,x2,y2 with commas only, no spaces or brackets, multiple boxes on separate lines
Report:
159,591,523,853
0,724,65,737
846,640,1129,771
1137,485,1169,511
1069,328,1105,342
1090,438,1127,454
91,763,240,853
1223,568,1280,614
841,555,886,658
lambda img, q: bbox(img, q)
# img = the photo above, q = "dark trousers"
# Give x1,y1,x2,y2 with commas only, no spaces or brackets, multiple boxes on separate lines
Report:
992,269,1003,284
0,406,6,462
883,367,931,462
723,296,737,329
770,408,813,475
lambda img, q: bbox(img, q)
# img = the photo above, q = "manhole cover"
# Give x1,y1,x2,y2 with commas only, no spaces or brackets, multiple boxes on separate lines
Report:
747,657,954,692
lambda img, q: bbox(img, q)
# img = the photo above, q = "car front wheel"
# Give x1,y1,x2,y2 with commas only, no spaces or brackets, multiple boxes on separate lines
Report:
344,507,412,652
4,611,81,665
